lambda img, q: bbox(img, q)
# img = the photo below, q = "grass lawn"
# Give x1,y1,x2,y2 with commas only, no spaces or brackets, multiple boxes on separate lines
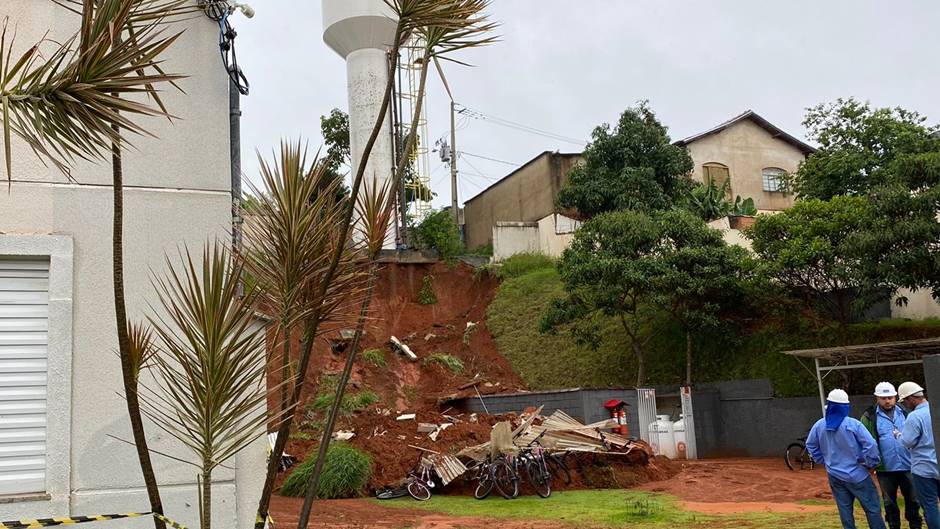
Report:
380,489,878,529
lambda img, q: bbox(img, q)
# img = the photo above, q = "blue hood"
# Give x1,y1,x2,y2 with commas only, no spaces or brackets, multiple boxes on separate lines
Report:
825,401,851,431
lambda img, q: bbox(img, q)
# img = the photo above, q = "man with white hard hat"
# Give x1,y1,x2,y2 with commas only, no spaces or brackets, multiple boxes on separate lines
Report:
860,382,922,529
807,388,886,529
899,381,940,529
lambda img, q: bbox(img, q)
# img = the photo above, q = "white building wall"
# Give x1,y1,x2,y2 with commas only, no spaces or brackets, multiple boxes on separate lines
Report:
0,3,264,527
492,222,540,262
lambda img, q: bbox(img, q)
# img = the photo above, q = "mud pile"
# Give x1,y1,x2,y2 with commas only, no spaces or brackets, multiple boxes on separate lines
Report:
275,261,674,493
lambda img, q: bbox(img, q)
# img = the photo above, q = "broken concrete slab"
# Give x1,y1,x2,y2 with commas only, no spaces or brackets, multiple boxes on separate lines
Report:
332,431,355,441
390,336,418,361
417,423,437,433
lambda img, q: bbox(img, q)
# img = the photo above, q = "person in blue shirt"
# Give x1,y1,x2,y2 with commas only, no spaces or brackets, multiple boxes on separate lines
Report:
807,388,887,529
899,381,940,529
861,382,922,529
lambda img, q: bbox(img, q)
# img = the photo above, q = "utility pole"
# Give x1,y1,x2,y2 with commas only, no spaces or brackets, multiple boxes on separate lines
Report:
450,101,459,225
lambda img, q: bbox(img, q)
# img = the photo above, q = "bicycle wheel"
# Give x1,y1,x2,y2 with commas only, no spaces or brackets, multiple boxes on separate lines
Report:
547,454,572,485
526,460,552,498
785,442,805,471
407,479,431,501
474,470,495,500
800,448,815,470
493,460,519,499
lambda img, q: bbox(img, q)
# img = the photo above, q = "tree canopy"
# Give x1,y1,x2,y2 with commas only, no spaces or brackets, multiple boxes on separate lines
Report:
794,98,940,199
556,102,694,217
541,208,750,385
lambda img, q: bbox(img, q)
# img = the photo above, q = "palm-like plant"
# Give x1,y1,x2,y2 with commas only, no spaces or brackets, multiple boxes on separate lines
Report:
0,0,190,180
246,143,367,528
292,4,497,526
143,244,277,529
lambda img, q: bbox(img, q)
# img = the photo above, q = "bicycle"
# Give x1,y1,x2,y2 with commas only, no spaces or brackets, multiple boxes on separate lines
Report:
785,436,816,471
465,454,499,500
405,454,437,501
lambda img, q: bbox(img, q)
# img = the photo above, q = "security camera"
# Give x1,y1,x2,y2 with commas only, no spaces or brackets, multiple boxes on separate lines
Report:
233,2,255,18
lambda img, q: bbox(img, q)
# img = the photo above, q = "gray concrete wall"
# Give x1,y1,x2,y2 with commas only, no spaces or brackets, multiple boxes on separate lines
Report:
0,4,265,527
463,152,581,251
456,380,886,459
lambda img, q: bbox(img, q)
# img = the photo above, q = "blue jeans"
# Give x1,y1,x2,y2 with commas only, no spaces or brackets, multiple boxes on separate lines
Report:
829,474,888,529
912,474,940,529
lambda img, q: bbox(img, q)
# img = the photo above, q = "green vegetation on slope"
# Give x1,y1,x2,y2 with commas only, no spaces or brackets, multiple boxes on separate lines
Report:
487,254,940,395
281,443,372,498
487,263,634,389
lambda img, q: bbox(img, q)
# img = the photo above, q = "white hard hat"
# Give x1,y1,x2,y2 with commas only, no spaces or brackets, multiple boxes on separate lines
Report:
874,382,898,397
827,389,850,404
898,381,925,401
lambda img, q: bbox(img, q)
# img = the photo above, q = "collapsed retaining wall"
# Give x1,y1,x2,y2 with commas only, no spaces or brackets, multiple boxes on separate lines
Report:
452,379,882,458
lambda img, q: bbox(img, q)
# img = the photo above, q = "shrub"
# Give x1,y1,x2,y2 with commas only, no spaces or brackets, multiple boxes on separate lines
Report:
309,388,379,416
280,443,372,498
418,274,438,305
423,353,464,374
361,348,386,368
496,253,555,279
414,209,464,262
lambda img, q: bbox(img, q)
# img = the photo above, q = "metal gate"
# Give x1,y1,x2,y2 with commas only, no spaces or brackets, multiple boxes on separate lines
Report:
636,388,657,446
680,386,698,460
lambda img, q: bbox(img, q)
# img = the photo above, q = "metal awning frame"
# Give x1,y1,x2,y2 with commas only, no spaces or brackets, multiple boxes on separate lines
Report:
783,338,940,413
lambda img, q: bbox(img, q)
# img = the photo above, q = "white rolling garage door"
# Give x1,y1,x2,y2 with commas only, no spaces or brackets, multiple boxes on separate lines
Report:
0,259,49,495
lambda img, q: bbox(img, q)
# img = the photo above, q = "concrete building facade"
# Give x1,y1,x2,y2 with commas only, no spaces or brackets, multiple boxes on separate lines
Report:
463,152,581,251
0,3,264,527
675,110,816,212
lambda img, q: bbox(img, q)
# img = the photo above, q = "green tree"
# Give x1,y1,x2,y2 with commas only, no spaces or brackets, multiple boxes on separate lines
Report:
794,98,940,199
745,196,892,338
792,98,940,302
541,210,664,385
649,209,752,384
414,209,464,261
556,102,694,218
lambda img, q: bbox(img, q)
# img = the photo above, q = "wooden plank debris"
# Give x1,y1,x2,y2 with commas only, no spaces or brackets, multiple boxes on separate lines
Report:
396,413,416,421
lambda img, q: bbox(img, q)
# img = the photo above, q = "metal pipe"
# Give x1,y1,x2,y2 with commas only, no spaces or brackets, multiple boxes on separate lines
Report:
815,358,826,415
229,77,243,254
817,359,924,372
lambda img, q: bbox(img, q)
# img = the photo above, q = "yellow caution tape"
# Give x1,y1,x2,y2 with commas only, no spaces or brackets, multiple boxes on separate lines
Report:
1,512,187,529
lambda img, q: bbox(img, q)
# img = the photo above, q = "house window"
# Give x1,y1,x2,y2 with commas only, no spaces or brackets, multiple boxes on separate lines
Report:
702,163,731,196
762,167,788,192
0,258,49,495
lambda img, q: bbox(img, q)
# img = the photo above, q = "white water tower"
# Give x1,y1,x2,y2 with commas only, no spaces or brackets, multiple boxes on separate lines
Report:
322,0,398,248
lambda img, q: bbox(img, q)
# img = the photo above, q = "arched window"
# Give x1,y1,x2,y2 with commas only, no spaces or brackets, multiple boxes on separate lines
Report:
762,167,787,192
703,162,731,196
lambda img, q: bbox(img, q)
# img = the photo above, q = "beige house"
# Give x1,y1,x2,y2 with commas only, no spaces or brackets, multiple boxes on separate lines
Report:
674,110,816,212
463,152,581,251
465,110,813,258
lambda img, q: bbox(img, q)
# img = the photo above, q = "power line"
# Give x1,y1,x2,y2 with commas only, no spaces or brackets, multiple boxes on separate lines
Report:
462,151,519,167
461,157,501,181
456,103,586,146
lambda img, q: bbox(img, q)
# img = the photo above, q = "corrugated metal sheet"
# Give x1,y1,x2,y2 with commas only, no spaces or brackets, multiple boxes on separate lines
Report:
636,388,656,444
0,259,49,495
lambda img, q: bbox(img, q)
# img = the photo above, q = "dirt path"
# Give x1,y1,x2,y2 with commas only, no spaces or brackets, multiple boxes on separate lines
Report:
272,458,835,527
636,457,833,514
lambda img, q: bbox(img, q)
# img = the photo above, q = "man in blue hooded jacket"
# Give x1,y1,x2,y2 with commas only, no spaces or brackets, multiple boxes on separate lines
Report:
807,388,886,529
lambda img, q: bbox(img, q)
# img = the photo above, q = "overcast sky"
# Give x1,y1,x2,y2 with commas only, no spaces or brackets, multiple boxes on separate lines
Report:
236,1,940,209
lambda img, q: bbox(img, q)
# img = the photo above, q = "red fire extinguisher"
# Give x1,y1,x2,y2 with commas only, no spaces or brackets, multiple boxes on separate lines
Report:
604,399,629,436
